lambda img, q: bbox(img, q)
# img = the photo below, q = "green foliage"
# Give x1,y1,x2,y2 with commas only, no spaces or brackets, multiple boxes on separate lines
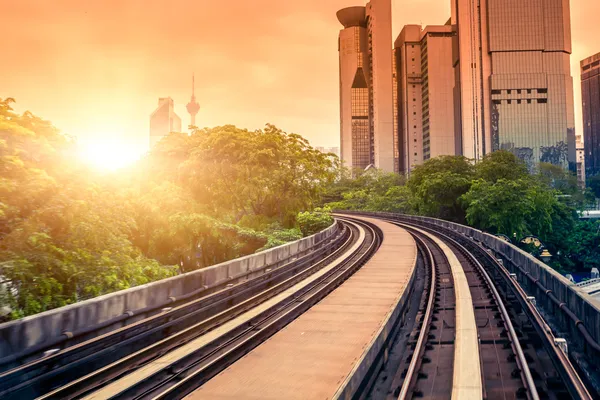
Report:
325,170,413,213
0,99,336,320
588,175,600,198
475,151,529,183
326,150,599,274
461,179,558,239
408,156,475,222
296,208,333,237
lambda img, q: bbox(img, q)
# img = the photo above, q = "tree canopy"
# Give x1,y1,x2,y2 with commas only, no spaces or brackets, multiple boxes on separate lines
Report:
324,150,599,274
0,99,336,320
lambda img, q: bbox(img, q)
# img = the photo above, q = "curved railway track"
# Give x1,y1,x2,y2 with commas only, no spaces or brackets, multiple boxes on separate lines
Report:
1,212,594,400
0,218,382,400
371,216,592,400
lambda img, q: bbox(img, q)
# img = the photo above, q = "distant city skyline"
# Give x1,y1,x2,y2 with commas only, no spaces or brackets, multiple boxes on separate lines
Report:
1,1,599,168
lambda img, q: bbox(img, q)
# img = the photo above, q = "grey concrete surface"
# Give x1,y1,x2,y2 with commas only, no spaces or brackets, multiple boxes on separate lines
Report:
0,222,339,358
350,211,600,350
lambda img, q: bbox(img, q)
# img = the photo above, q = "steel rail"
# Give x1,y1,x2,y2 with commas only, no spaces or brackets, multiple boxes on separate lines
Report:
392,219,540,400
460,231,593,400
0,224,354,399
119,219,380,400
397,233,437,400
396,215,593,400
0,222,344,371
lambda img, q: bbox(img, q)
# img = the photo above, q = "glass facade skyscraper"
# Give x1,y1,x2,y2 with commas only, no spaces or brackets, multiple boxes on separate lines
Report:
581,52,600,177
149,97,182,148
452,0,576,169
395,24,456,174
337,0,394,172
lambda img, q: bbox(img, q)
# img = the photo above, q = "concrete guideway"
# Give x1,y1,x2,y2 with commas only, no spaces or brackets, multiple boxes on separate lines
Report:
404,225,483,399
67,223,368,400
187,215,418,399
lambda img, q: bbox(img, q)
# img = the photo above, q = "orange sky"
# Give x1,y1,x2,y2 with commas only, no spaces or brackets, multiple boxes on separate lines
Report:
1,0,599,160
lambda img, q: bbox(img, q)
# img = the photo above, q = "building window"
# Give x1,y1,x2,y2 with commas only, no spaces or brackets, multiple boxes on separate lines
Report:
538,88,548,94
491,89,501,95
538,99,547,104
527,99,532,104
517,89,522,94
507,100,512,104
527,89,532,94
507,90,512,95
517,99,522,104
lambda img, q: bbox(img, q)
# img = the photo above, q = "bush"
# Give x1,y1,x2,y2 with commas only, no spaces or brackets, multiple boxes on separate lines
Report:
296,208,333,237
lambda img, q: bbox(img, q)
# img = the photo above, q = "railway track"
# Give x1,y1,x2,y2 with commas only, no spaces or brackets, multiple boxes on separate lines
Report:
2,212,594,400
0,218,382,400
374,216,592,400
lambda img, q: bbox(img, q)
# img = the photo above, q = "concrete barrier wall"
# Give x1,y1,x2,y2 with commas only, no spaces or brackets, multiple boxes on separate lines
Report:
344,211,600,348
0,222,339,357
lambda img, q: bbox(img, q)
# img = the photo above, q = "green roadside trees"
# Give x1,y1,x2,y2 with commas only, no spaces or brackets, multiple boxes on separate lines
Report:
1,99,336,319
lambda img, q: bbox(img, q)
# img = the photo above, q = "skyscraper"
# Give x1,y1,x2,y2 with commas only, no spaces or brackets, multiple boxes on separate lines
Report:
186,74,200,129
395,24,456,174
452,0,576,169
581,52,600,177
395,25,424,174
337,0,394,172
149,97,182,148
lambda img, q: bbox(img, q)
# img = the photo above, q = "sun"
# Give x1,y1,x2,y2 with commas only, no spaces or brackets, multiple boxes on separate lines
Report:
78,139,146,171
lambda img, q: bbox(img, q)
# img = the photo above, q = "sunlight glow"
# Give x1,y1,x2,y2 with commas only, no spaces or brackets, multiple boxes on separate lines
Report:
78,138,146,171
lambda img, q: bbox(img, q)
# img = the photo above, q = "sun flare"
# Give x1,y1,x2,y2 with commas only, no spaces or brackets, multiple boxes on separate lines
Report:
78,139,145,171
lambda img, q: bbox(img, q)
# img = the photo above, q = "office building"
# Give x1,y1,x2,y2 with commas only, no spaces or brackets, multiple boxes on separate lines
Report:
315,146,341,158
452,0,576,169
581,52,600,177
395,24,456,174
337,0,394,172
149,97,182,148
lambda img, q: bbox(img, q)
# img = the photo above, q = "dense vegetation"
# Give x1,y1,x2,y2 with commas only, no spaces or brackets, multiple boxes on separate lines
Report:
1,95,598,321
0,98,335,320
325,153,600,274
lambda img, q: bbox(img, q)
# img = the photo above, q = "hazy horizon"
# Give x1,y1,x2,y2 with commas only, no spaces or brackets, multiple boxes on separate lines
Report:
2,0,598,167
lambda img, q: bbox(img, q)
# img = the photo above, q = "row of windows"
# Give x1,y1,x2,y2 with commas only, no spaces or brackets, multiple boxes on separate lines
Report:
491,88,547,95
492,99,547,105
582,60,600,71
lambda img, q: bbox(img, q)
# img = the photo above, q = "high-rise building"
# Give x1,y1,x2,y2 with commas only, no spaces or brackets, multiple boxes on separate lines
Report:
186,74,200,129
395,24,456,174
149,97,182,148
452,0,576,169
581,52,600,177
315,146,341,158
337,0,394,172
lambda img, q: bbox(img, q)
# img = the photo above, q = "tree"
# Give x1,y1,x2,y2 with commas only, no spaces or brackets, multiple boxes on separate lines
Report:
1,100,336,320
588,175,600,198
475,150,529,183
461,179,533,238
408,156,475,222
297,208,333,237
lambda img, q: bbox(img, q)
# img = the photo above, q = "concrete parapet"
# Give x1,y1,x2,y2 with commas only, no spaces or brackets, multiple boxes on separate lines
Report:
345,211,600,351
0,222,339,358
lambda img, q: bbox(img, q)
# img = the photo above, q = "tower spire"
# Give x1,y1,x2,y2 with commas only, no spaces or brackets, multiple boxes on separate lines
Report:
186,73,200,128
